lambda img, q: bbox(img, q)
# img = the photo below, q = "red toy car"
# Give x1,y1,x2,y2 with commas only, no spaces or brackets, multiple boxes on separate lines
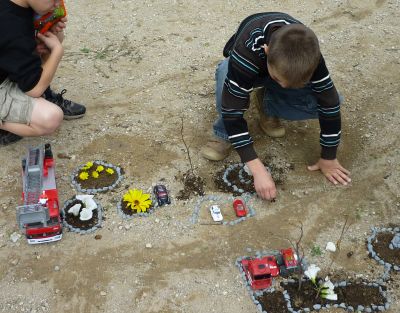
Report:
240,248,300,290
233,198,247,217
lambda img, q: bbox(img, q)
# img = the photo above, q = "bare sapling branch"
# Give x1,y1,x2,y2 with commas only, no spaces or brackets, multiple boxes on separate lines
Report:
180,115,194,174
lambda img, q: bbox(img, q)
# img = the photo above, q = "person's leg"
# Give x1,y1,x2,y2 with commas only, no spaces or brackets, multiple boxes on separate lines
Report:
1,97,63,136
252,87,286,137
43,88,86,120
263,77,319,121
201,58,232,161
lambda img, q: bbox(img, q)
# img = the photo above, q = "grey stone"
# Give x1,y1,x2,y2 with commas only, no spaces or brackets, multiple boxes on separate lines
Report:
357,305,364,311
313,304,321,310
365,308,372,313
347,306,354,312
377,305,385,311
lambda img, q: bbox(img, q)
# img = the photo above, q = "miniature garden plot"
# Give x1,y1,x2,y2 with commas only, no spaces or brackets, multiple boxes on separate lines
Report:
214,161,292,196
190,194,255,226
176,170,205,200
71,161,123,194
117,188,155,219
282,280,388,312
368,226,400,272
62,195,103,234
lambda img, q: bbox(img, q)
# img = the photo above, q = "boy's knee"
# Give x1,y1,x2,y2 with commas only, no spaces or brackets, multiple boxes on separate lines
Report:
36,106,63,135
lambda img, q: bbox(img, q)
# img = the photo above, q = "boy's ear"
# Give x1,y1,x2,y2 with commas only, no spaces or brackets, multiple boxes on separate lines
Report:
263,44,269,55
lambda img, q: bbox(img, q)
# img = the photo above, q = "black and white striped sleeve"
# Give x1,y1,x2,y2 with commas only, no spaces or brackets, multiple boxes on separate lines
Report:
311,56,341,160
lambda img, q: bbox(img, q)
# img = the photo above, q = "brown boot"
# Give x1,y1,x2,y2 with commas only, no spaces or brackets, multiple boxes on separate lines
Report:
253,88,286,138
201,137,232,161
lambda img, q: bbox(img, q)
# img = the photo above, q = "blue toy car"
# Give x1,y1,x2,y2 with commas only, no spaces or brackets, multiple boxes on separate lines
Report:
153,184,171,206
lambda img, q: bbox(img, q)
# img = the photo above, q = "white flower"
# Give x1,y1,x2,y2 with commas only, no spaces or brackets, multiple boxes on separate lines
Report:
321,277,337,301
322,293,338,301
326,242,336,252
304,264,320,283
79,208,93,221
68,203,82,216
76,195,97,211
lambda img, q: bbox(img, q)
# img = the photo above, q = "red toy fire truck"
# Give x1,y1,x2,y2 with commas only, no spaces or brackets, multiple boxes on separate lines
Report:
240,248,300,290
16,144,62,244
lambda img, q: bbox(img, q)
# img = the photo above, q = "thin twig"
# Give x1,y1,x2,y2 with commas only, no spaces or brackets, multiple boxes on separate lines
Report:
180,115,194,174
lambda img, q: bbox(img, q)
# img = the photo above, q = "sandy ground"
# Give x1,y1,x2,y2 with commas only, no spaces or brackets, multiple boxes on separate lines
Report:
0,0,399,312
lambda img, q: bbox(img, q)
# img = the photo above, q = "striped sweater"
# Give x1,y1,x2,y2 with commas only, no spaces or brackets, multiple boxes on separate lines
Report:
222,12,341,163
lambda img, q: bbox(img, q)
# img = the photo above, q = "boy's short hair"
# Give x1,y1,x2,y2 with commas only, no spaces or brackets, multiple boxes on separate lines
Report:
268,24,321,87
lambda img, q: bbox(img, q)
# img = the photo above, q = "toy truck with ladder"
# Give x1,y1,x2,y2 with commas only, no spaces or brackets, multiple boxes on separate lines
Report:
240,248,300,290
16,144,62,244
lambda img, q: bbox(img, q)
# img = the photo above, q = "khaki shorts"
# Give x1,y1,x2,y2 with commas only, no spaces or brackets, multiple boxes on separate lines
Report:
0,78,35,126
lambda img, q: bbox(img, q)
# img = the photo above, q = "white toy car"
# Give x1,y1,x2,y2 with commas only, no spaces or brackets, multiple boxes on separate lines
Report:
210,205,223,222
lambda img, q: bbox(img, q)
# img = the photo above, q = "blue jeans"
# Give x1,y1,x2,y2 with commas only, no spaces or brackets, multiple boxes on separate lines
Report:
213,58,320,140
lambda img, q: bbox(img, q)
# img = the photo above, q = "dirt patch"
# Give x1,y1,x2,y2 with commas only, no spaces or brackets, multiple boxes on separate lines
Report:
372,232,400,265
284,280,386,310
176,170,205,200
257,291,289,313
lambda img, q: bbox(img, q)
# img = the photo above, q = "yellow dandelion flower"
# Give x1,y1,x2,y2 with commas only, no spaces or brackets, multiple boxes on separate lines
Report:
84,161,94,169
106,168,114,175
123,189,152,213
96,165,104,173
92,171,99,178
79,171,89,180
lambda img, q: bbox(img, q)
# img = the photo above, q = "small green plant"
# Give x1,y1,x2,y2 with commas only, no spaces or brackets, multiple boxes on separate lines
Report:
311,245,322,257
80,47,90,53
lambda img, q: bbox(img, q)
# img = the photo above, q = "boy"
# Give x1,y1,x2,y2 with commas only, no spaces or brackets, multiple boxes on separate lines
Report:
0,0,86,146
201,12,351,200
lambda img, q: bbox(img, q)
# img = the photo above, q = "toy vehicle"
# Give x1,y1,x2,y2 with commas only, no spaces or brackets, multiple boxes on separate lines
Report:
233,198,247,217
209,205,223,222
33,0,67,34
153,184,171,206
240,248,300,290
16,144,62,244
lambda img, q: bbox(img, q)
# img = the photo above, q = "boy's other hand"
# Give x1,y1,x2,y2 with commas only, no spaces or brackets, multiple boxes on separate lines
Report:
50,17,67,34
308,158,351,186
246,158,277,201
36,32,62,52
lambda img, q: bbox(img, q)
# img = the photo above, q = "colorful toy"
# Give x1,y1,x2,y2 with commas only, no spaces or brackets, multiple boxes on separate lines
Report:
153,184,171,206
33,0,67,34
233,198,247,217
240,248,300,290
16,144,62,244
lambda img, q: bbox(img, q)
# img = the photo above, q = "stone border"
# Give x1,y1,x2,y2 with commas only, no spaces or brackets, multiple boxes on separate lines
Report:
190,193,255,225
71,160,123,194
367,226,400,272
61,197,103,234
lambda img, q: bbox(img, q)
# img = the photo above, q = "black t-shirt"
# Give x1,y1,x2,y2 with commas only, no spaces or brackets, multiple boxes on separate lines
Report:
0,0,42,92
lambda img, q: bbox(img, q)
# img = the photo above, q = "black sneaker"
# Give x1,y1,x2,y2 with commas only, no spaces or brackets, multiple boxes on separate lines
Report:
43,88,86,120
0,130,22,146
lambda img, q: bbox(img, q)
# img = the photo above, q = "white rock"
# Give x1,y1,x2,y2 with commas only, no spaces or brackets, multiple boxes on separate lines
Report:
10,232,21,243
79,208,93,221
100,291,107,296
145,243,152,248
76,195,97,211
68,203,81,216
326,242,336,252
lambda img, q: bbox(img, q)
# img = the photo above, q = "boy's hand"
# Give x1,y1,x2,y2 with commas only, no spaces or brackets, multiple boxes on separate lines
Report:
36,32,62,52
247,158,277,200
50,17,67,34
308,158,351,186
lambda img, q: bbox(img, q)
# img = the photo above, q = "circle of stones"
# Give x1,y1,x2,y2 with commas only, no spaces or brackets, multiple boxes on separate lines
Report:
191,193,255,225
223,163,250,194
61,197,103,234
117,193,159,220
236,252,390,313
71,160,123,194
367,226,400,272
